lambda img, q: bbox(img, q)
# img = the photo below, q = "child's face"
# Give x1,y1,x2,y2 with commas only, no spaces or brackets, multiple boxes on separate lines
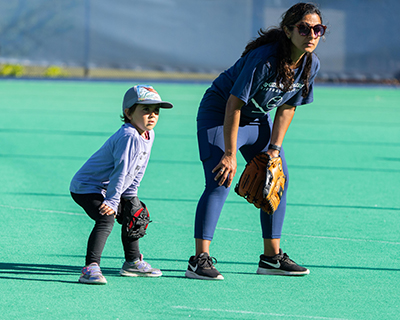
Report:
126,104,160,135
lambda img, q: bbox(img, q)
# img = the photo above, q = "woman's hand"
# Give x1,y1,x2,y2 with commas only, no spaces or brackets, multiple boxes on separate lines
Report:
212,152,237,187
99,203,115,216
266,149,280,159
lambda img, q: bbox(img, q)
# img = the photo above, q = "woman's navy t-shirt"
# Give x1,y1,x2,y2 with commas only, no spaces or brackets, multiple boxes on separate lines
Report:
197,42,320,125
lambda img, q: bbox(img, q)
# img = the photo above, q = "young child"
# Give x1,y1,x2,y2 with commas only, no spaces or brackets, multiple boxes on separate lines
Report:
70,85,173,284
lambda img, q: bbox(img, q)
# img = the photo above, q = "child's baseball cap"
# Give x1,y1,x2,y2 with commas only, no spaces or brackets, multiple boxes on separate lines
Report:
123,85,173,111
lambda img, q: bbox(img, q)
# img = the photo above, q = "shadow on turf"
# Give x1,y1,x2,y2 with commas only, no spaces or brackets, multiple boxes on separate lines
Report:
0,261,190,281
51,255,400,273
1,260,398,284
146,259,400,273
44,255,190,279
0,262,121,284
303,265,400,272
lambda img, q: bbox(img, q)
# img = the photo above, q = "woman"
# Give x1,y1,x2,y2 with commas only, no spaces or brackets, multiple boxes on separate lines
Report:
185,3,326,280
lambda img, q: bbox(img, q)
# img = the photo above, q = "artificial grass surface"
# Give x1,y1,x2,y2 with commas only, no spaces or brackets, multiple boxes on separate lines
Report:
0,79,399,319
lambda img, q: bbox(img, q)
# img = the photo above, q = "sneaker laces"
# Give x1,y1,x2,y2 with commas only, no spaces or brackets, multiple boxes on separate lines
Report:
198,254,218,269
83,263,102,276
132,255,154,272
135,260,152,271
280,253,296,265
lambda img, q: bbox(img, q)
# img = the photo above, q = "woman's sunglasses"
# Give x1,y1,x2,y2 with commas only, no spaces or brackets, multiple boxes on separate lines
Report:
293,22,327,38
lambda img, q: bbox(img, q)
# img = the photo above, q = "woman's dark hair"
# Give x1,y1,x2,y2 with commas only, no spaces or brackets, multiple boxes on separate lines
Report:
121,104,138,123
242,2,323,97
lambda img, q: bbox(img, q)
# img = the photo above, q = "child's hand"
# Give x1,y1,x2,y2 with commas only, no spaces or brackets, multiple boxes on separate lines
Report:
99,203,115,216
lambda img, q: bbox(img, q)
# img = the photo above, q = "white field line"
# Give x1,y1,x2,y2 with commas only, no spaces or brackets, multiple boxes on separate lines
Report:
216,226,400,245
1,204,399,245
0,204,85,216
282,233,400,245
172,306,349,320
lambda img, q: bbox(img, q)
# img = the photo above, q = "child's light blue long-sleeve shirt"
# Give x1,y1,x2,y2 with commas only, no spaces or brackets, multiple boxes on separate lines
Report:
70,123,154,212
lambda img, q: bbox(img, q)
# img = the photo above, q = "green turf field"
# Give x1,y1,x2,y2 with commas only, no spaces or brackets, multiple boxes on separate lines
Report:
0,79,399,319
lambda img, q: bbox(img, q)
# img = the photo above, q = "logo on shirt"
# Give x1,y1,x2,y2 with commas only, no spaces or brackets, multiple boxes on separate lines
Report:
251,81,304,114
261,81,303,93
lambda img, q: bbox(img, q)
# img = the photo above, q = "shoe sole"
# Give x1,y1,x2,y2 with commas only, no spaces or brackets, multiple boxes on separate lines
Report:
185,270,224,280
256,267,310,276
119,269,162,277
78,277,107,284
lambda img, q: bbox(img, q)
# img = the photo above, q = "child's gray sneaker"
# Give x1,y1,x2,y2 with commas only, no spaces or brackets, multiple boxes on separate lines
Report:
119,254,162,277
79,262,107,285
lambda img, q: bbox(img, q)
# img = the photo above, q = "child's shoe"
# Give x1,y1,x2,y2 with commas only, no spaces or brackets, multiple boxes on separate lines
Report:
120,254,162,277
79,262,107,284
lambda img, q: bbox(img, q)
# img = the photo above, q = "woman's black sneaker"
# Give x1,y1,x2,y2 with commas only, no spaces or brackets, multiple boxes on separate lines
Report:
257,249,310,276
185,252,224,280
